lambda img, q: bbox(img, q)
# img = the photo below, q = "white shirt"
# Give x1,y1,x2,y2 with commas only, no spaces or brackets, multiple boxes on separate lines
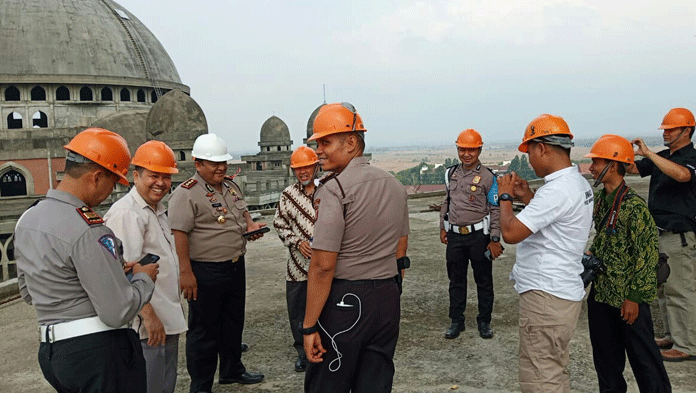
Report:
105,188,187,337
511,165,594,301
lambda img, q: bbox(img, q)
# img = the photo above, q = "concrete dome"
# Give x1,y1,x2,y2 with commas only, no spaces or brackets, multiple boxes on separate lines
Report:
0,0,187,91
306,104,326,138
259,116,291,147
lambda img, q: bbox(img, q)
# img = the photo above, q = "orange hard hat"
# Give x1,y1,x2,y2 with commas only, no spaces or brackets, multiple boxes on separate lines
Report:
308,102,366,142
584,134,634,165
291,146,319,169
456,129,483,148
659,108,695,130
63,128,131,185
518,114,574,153
132,141,179,174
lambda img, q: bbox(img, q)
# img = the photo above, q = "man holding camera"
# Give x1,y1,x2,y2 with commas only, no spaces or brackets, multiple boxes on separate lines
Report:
439,128,502,340
105,141,187,393
498,114,593,393
629,107,696,362
585,135,671,392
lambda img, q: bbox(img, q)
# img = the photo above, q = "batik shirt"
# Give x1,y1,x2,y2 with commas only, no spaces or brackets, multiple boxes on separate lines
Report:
273,182,316,282
588,185,659,308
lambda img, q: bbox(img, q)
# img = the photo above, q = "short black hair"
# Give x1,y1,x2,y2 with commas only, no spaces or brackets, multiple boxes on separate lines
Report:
64,160,100,179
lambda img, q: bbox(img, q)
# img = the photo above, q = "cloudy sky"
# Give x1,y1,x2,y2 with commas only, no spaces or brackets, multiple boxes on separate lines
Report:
115,0,695,153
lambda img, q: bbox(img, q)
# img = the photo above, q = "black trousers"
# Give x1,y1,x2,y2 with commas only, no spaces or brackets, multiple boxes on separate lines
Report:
587,288,671,393
187,257,246,393
446,230,493,325
38,328,146,393
287,280,308,358
305,278,400,393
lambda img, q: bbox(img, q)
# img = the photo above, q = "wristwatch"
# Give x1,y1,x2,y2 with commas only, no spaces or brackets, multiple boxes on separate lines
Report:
491,236,500,243
499,193,514,202
298,321,319,335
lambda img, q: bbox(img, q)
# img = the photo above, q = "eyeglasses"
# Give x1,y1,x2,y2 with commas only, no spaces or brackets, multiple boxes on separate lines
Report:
341,102,357,131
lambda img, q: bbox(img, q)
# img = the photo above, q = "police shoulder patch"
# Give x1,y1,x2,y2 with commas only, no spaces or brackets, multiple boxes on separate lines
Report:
76,206,104,225
180,179,197,189
98,234,118,259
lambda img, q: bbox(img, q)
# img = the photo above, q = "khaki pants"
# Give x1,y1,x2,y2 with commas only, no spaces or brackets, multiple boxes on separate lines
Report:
658,231,696,355
518,290,582,393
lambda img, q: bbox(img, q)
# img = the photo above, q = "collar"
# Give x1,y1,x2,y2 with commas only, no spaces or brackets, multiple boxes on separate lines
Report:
46,189,88,207
600,185,620,205
458,162,481,173
193,172,220,194
666,142,694,157
129,187,166,215
543,165,577,183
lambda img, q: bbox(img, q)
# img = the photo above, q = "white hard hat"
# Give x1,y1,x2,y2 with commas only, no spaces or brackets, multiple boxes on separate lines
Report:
191,133,233,162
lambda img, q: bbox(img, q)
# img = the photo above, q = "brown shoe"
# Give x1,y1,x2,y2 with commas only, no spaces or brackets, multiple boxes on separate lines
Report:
661,348,696,362
655,337,674,349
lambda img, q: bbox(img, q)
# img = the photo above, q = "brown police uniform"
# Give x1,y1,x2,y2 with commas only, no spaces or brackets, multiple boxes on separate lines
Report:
168,172,249,393
305,156,410,393
439,163,500,327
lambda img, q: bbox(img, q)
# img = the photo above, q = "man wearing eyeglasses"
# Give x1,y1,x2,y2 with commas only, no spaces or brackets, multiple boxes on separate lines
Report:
169,133,266,393
300,102,410,393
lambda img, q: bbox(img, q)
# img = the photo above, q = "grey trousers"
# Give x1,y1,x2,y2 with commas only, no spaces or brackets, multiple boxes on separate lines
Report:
287,280,308,357
141,334,180,393
658,231,696,354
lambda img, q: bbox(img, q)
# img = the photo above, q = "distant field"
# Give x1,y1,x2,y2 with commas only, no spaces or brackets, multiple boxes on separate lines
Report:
369,143,664,173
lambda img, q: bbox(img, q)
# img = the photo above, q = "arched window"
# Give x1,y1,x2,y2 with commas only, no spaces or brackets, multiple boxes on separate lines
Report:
30,86,46,101
56,86,70,101
32,111,48,128
0,170,27,197
151,91,159,103
179,151,186,161
101,87,113,101
137,89,146,103
120,88,131,102
80,86,93,101
7,112,23,129
5,86,20,101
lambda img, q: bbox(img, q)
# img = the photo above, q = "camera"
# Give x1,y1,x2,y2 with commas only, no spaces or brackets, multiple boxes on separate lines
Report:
580,254,604,288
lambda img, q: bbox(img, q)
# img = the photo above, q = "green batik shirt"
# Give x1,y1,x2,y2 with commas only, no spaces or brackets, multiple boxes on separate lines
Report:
588,185,659,308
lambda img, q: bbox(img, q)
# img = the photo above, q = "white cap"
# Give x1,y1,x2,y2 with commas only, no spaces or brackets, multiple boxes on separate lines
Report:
191,133,233,162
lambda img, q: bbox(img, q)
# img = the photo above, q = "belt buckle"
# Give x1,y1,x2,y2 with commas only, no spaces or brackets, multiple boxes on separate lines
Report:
47,325,55,343
459,226,470,235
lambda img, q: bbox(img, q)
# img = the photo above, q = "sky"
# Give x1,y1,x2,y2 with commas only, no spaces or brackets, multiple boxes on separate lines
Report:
115,0,696,154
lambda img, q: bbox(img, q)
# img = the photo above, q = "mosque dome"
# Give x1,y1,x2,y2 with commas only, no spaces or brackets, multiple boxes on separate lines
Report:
306,104,326,139
0,0,187,90
259,116,292,147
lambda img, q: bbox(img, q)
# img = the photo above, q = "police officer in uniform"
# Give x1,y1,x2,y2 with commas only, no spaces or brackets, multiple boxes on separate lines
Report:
169,133,265,393
15,128,159,393
301,102,410,393
629,107,696,362
440,129,502,339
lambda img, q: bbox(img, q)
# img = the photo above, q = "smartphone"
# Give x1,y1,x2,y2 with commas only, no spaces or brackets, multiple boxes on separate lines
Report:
242,226,270,239
126,253,160,281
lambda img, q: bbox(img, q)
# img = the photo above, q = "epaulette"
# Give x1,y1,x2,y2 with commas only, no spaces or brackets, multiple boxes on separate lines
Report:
180,179,197,189
76,206,104,225
485,167,497,177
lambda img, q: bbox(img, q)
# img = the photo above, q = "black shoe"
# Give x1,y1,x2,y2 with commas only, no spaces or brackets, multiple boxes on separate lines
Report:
445,322,464,339
241,342,249,353
294,355,307,372
219,371,264,385
478,322,494,339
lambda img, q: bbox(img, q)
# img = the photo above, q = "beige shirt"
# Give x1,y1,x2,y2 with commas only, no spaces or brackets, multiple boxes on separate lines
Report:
312,157,410,280
439,162,501,238
105,187,188,338
169,172,248,262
